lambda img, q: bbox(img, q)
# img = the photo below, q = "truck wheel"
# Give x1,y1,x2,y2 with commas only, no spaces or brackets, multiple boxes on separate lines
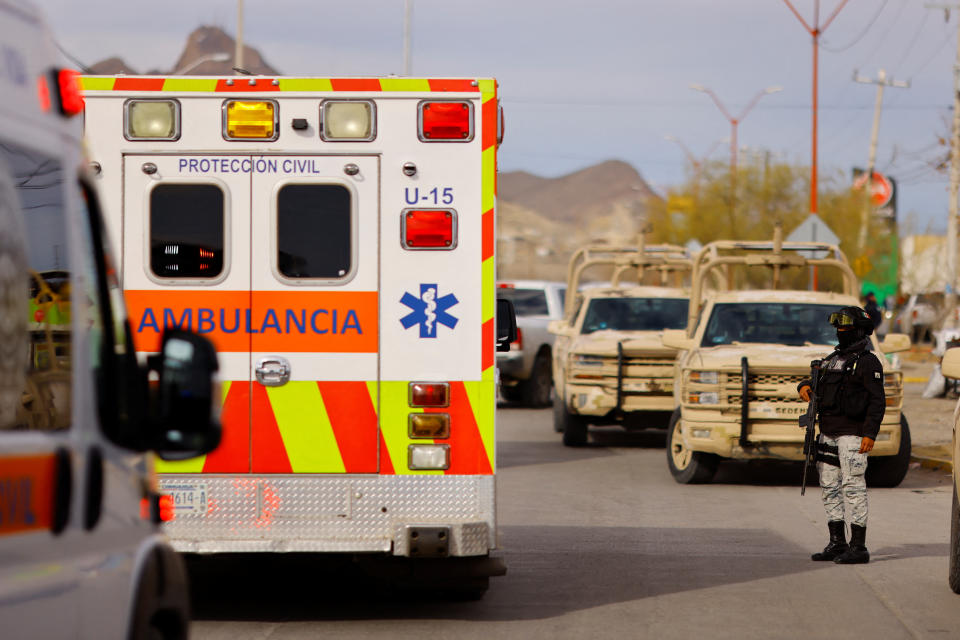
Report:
554,394,588,446
865,415,911,488
665,408,718,484
521,350,553,407
950,478,960,593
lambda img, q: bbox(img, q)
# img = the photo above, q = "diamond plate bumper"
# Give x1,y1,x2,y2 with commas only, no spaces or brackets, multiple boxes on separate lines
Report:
158,474,495,556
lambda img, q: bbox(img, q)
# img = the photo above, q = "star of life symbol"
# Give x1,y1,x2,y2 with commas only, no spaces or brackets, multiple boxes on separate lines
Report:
400,284,459,338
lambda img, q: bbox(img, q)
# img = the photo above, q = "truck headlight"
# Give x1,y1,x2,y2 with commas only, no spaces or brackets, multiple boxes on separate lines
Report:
572,354,604,366
688,391,719,404
690,371,719,384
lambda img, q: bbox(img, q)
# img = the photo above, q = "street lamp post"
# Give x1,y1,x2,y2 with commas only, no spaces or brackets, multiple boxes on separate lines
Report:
174,52,231,75
689,84,782,224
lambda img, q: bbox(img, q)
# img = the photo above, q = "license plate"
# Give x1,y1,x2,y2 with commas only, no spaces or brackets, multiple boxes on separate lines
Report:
161,482,208,514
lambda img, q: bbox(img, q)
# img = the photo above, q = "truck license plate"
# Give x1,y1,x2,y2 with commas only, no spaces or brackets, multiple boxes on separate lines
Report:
162,482,208,514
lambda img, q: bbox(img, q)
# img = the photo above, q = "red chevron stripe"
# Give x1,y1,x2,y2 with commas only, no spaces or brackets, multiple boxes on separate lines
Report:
318,382,377,473
214,79,279,92
330,78,382,91
251,384,292,473
114,77,164,91
481,96,497,151
428,79,477,92
202,383,250,473
427,382,491,475
378,430,395,475
482,208,494,262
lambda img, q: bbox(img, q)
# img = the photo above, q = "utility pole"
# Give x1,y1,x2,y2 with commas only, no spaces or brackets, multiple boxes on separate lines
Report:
689,84,782,225
403,0,413,76
853,69,910,253
235,0,244,73
782,0,851,217
926,3,960,326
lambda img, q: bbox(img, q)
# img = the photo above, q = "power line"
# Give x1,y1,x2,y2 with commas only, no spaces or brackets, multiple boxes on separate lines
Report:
820,0,891,52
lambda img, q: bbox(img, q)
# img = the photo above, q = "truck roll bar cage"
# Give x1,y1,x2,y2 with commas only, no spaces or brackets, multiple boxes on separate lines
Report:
685,223,858,334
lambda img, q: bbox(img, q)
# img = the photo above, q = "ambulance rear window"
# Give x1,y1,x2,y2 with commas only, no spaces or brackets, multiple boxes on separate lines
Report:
276,184,352,280
150,184,224,279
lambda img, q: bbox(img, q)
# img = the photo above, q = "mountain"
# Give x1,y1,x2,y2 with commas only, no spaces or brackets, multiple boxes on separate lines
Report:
499,160,661,226
89,26,279,75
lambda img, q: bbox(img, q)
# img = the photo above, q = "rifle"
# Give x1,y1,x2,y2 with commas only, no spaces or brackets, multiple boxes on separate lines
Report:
799,359,822,496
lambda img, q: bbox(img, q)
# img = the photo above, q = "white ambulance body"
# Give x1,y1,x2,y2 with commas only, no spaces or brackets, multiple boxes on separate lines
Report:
0,3,220,638
82,76,503,585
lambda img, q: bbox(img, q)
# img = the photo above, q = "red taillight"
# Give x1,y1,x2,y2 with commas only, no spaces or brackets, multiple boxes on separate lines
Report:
409,382,450,407
402,209,456,249
512,327,523,350
497,283,515,289
55,69,84,116
158,494,175,522
37,75,51,112
419,101,473,141
912,310,918,319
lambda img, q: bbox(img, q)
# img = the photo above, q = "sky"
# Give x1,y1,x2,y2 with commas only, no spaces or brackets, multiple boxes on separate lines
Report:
42,0,960,234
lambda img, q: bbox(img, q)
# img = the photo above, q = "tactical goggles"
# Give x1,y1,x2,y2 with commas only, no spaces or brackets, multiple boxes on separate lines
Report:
828,312,856,327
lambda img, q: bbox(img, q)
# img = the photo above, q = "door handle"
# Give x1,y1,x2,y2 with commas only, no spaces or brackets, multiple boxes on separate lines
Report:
255,357,291,387
83,447,103,531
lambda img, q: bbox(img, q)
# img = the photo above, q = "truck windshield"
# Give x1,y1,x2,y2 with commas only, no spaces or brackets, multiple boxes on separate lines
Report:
702,302,839,346
581,298,689,334
498,288,549,316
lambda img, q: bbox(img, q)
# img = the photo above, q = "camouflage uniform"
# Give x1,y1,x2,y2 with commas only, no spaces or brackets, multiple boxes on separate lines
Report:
816,434,868,527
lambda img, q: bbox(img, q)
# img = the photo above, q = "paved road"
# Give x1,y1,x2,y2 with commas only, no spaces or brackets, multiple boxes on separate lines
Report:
191,405,959,639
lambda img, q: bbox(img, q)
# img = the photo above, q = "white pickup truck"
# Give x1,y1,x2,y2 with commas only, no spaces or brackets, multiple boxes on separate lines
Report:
496,281,566,406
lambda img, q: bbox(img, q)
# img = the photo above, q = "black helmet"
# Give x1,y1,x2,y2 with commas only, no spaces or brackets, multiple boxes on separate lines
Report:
828,306,874,335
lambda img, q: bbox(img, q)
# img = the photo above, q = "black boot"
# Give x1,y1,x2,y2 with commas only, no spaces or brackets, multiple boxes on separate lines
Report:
811,520,848,561
834,524,870,564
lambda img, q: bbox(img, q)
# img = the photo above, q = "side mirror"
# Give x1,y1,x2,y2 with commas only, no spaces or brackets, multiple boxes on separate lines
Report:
496,298,518,352
147,330,221,460
879,333,911,354
547,319,572,336
944,347,960,379
661,329,695,351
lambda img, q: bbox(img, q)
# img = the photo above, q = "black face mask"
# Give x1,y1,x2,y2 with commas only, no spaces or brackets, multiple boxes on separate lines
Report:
836,327,859,348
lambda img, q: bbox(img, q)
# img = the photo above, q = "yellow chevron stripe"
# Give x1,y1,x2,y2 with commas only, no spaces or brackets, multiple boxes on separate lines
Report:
482,146,496,213
380,78,431,92
379,381,441,475
478,79,497,96
464,380,495,471
266,382,345,473
162,78,219,92
79,77,115,91
154,380,233,473
278,78,334,92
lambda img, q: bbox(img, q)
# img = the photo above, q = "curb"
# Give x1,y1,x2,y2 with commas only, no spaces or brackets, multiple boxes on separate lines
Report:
910,445,953,472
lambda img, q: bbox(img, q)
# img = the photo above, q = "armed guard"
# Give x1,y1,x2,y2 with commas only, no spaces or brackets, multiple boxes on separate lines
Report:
797,306,885,564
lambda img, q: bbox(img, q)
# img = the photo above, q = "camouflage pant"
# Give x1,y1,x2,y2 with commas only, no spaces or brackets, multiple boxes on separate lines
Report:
817,434,868,527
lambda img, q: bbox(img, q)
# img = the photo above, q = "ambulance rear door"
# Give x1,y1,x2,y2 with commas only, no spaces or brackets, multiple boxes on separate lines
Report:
122,154,252,474
249,155,380,473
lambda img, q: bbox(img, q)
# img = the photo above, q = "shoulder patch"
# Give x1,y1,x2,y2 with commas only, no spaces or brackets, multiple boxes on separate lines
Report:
874,371,881,379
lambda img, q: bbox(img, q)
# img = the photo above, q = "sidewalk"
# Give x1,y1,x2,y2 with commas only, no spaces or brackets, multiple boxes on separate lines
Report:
900,346,955,472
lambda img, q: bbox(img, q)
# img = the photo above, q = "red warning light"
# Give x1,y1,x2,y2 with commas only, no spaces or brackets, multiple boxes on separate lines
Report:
403,209,456,249
55,69,84,117
419,101,472,141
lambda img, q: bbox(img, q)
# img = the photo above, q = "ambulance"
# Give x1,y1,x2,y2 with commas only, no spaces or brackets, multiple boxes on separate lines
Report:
81,73,508,593
0,3,220,638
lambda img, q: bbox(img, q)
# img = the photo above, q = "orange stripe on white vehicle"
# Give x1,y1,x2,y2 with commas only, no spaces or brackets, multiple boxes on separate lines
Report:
0,455,55,536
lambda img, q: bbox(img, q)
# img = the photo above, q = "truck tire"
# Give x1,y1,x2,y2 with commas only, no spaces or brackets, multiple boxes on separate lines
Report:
521,350,553,407
665,408,718,484
554,394,587,446
950,477,960,594
865,415,911,488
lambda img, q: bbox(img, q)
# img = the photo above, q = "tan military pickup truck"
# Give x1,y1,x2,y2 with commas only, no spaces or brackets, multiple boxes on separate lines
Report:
661,226,912,485
940,347,960,592
548,241,694,446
